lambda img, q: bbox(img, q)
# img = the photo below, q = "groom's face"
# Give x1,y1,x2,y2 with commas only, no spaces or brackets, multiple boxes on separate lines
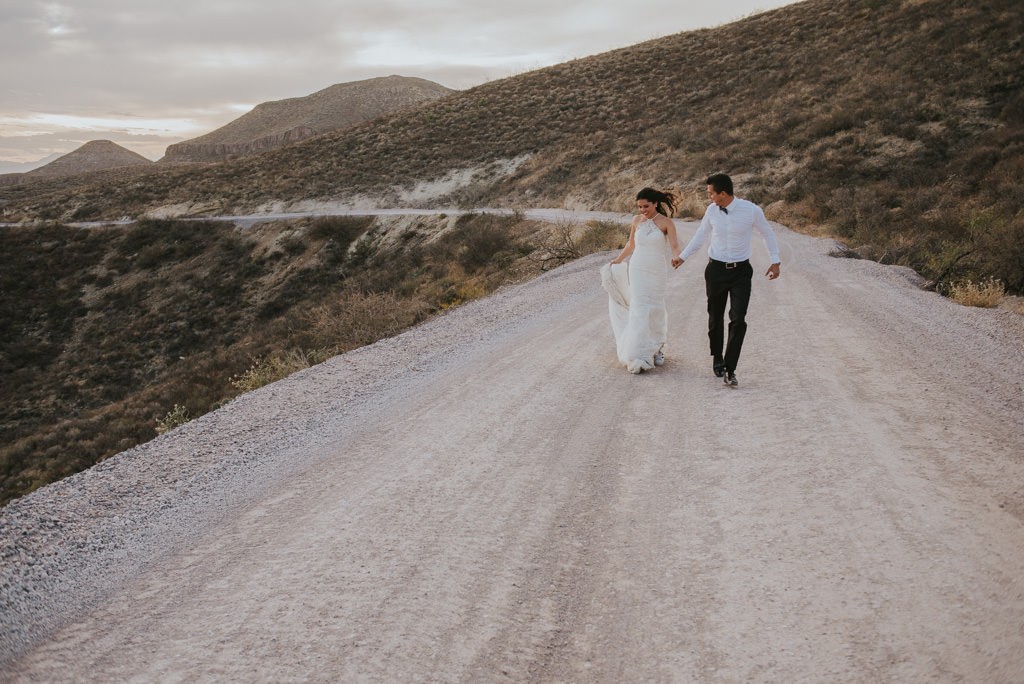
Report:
707,185,730,208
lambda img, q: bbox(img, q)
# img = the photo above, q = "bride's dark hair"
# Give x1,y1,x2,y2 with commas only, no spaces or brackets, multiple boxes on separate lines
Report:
636,187,680,217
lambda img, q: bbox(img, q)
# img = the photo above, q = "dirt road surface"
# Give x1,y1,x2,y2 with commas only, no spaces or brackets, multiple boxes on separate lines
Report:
3,222,1023,681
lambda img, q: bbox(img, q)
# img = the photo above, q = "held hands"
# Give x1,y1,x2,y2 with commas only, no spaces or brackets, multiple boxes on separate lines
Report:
765,263,781,280
671,256,684,269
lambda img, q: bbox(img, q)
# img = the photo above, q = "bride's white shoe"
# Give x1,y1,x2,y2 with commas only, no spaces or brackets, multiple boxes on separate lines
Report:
627,358,653,374
654,350,665,366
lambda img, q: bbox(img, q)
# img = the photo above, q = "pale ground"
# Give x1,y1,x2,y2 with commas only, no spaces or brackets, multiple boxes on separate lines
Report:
2,221,1024,682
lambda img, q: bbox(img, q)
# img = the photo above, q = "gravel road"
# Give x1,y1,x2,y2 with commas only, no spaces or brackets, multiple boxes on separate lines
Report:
2,222,1023,681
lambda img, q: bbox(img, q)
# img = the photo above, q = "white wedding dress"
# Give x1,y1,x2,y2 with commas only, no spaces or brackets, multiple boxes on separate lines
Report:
600,218,668,373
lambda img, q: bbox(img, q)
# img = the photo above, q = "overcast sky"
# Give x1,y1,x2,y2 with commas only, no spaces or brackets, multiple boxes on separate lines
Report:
0,0,798,163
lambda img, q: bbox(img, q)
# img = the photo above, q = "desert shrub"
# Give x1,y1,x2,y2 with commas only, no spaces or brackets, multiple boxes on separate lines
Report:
440,281,488,308
534,219,627,270
302,291,432,349
70,204,102,221
578,220,628,254
230,349,325,393
347,237,377,268
230,290,434,399
309,216,372,267
534,220,584,270
0,226,96,373
116,219,221,267
965,210,1024,293
257,254,343,319
458,224,505,270
155,403,191,434
948,277,1005,308
454,215,519,271
280,234,306,256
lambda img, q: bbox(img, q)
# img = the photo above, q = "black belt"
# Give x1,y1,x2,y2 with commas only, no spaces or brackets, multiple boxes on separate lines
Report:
709,258,749,269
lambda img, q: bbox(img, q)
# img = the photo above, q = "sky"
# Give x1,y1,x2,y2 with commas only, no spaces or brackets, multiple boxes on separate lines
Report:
0,0,799,165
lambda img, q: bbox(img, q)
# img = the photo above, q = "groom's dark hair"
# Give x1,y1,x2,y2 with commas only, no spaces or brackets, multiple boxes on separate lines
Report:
706,173,733,196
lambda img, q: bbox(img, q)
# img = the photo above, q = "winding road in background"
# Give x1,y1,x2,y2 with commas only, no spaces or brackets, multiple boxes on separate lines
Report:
0,206,631,230
3,218,1024,681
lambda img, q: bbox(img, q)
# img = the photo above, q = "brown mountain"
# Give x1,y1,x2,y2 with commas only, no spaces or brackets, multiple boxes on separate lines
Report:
25,140,153,179
161,75,454,162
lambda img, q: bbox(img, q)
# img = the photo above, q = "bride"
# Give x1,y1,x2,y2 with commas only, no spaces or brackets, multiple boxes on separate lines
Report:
601,187,682,374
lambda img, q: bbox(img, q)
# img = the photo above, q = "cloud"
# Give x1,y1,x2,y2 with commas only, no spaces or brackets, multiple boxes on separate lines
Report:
0,0,795,162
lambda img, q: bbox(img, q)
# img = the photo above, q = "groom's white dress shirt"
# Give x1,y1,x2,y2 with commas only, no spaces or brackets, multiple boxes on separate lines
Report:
680,198,781,264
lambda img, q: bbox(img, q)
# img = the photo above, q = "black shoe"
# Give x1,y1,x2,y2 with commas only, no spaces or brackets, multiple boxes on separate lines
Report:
723,371,738,387
713,359,726,377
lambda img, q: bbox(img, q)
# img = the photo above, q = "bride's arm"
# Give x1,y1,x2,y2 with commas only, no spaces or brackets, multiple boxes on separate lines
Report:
663,216,682,257
610,219,639,264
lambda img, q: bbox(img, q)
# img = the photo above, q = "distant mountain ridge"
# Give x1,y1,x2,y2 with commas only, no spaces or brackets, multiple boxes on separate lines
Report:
25,140,152,179
0,153,62,175
161,75,454,163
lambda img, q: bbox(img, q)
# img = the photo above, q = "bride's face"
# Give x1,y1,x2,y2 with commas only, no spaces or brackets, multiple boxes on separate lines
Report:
636,199,657,218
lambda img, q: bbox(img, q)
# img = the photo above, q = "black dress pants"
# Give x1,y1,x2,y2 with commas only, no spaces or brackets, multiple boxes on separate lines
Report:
704,259,753,372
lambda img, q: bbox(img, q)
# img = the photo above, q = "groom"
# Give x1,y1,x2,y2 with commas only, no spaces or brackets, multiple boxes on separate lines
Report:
671,173,780,387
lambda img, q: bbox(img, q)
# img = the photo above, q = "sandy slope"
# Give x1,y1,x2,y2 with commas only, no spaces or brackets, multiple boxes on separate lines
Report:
3,222,1023,681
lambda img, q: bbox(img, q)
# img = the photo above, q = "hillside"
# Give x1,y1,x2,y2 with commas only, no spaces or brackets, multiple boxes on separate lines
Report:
3,0,1021,292
161,75,454,162
0,213,622,503
23,140,153,179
